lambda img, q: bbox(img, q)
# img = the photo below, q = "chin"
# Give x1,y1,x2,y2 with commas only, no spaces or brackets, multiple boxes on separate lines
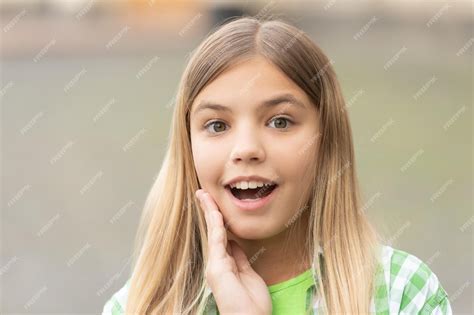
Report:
226,221,277,241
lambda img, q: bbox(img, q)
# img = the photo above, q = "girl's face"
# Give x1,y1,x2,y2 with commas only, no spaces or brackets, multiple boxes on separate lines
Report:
190,55,320,240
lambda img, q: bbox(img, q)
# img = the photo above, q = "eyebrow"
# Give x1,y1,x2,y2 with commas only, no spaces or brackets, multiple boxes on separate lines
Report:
192,93,307,115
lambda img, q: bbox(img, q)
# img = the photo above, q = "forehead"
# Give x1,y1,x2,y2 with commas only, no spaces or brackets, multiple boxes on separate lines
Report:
190,56,312,116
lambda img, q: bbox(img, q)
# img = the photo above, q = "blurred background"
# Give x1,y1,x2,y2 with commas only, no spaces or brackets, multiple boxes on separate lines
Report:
1,0,472,313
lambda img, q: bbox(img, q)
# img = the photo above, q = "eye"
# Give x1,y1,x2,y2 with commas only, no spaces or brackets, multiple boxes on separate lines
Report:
203,116,294,135
268,116,293,130
204,120,228,134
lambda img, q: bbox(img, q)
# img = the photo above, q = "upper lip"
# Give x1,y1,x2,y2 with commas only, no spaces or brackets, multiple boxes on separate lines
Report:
224,175,279,187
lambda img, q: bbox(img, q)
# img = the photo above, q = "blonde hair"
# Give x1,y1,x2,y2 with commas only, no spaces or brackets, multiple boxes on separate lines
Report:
125,16,383,314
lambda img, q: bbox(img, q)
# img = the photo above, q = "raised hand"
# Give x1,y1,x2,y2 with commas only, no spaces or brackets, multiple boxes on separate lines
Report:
195,189,272,315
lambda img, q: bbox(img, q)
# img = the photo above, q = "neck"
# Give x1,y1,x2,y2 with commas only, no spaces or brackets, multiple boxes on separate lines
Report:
228,214,312,286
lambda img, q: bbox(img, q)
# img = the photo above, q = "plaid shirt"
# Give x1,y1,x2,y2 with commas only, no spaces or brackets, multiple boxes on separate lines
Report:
102,245,452,314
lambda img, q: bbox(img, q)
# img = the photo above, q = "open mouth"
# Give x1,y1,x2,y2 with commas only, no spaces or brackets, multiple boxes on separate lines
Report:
225,184,278,200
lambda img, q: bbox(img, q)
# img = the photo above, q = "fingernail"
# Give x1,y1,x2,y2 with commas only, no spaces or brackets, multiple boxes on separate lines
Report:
195,190,204,203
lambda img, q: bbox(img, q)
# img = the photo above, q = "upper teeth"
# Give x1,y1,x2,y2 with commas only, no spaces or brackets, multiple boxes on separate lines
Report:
229,181,274,189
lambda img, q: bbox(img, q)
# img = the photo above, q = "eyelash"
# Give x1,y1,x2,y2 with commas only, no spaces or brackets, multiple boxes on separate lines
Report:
203,115,294,135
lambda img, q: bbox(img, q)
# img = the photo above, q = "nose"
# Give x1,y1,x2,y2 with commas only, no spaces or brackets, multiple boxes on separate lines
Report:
229,124,266,164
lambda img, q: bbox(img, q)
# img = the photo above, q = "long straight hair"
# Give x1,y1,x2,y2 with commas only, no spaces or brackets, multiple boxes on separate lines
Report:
125,16,382,314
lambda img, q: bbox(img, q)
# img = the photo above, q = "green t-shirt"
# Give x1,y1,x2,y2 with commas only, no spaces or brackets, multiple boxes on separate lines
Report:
268,268,315,314
200,268,316,315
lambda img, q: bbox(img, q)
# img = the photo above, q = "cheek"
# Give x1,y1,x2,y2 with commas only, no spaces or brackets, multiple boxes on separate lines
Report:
191,137,227,190
192,138,210,185
275,133,318,179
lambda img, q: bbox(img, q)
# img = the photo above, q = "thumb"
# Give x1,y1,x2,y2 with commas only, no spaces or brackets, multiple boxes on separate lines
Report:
229,240,256,274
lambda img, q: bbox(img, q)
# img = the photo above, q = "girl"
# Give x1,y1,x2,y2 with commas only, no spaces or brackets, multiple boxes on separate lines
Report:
102,17,452,314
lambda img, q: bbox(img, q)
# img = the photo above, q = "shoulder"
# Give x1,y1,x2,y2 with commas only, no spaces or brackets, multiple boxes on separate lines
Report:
101,279,130,315
374,244,452,314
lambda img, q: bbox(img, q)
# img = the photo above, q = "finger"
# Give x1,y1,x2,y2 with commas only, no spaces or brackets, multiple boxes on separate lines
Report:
197,190,228,259
196,190,214,257
196,189,211,229
196,189,216,229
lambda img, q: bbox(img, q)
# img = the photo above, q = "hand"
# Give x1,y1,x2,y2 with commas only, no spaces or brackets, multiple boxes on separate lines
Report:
195,189,272,315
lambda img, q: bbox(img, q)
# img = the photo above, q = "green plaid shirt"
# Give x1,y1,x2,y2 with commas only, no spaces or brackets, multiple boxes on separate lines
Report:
102,245,452,314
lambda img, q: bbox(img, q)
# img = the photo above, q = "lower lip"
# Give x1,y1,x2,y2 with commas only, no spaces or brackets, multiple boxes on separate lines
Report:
225,185,279,211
